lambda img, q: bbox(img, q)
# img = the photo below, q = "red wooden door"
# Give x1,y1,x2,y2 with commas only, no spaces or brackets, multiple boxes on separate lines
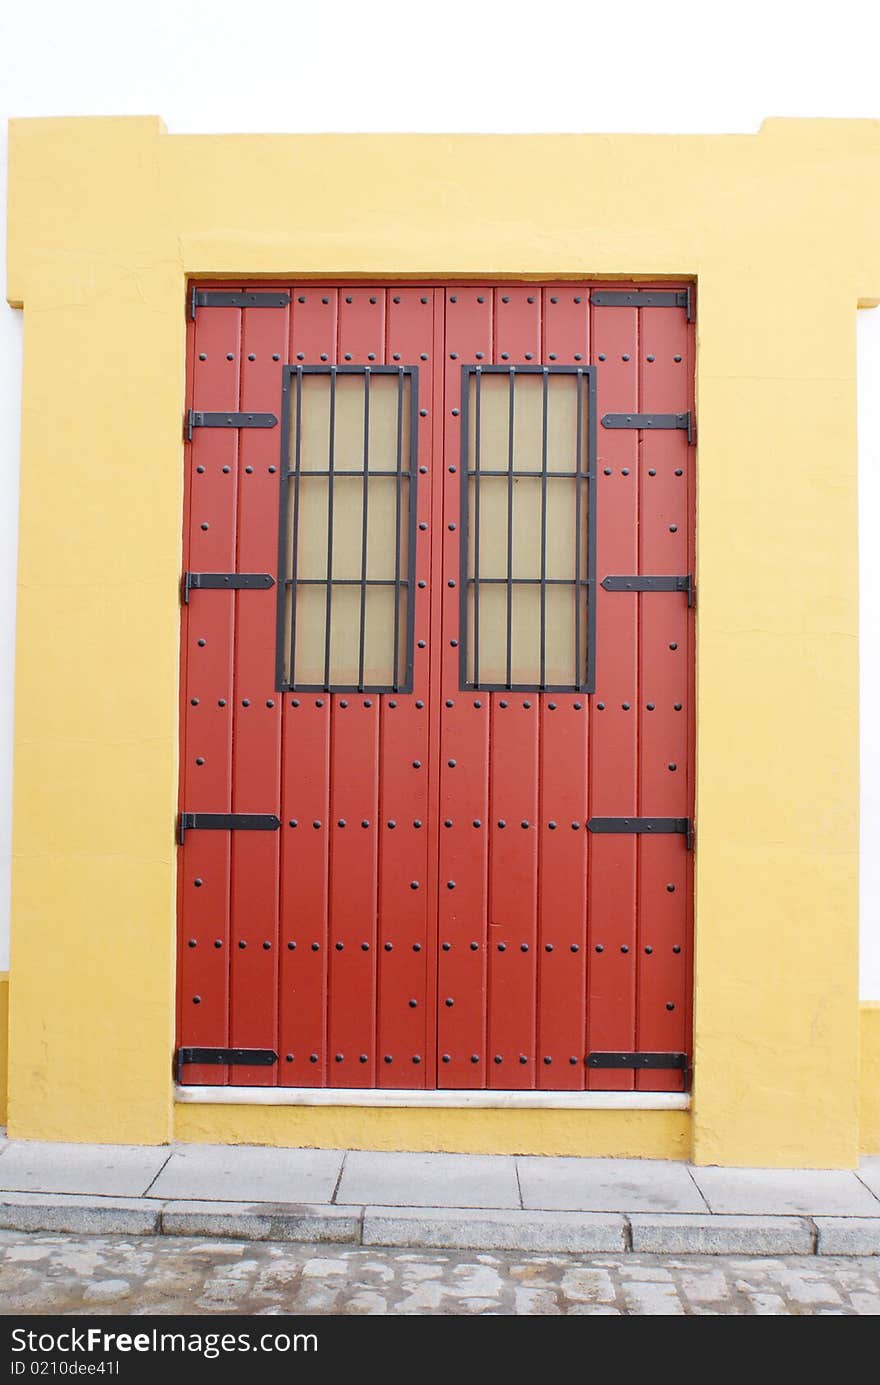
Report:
177,282,694,1093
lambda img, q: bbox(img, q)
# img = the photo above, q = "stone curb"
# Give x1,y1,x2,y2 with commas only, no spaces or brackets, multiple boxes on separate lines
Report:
1,1194,879,1256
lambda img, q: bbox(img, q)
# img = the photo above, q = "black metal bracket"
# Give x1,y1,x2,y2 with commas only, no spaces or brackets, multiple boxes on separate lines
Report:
590,287,694,322
601,412,694,445
178,813,281,845
588,816,693,851
182,572,275,604
601,573,695,607
176,1047,278,1083
586,1051,690,1090
186,410,278,441
189,288,290,319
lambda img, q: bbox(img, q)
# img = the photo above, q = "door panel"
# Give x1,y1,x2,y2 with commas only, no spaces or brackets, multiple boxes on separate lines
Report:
177,281,695,1094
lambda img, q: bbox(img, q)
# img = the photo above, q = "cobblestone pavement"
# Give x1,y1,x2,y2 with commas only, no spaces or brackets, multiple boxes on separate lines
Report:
0,1231,878,1315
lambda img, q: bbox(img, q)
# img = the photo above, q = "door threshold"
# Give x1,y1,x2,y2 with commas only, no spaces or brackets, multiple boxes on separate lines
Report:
175,1085,689,1111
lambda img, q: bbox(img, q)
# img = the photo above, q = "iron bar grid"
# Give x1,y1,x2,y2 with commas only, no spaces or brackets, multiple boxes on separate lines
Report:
458,365,597,693
275,365,419,692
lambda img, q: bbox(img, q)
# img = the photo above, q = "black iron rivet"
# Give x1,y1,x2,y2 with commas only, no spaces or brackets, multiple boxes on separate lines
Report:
200,522,209,531
446,698,454,708
419,465,427,474
477,295,485,303
358,1054,368,1063
409,998,418,1008
263,941,271,951
312,820,321,829
604,468,612,476
361,819,369,828
549,353,557,361
311,942,320,951
523,700,531,709
418,640,426,648
450,294,458,303
569,944,579,953
418,580,426,589
472,820,481,829
571,822,580,830
238,941,246,950
214,940,222,949
369,296,377,304
519,1055,528,1064
548,822,557,831
574,353,583,361
273,353,281,361
574,702,582,710
451,408,460,417
647,702,655,711
194,878,203,888
598,353,606,361
474,700,482,708
345,296,353,303
448,522,456,531
420,296,429,304
450,352,458,360
450,639,458,648
674,703,683,711
242,698,250,707
337,819,346,828
266,699,274,708
675,468,684,476
622,702,630,711
442,942,451,951
416,700,425,709
316,699,324,707
287,941,296,950
285,1053,294,1063
410,880,420,890
527,296,535,304
645,946,654,954
413,943,421,952
412,760,421,769
597,702,605,710
413,819,423,828
187,938,196,948
268,465,277,474
442,1054,451,1063
669,524,678,533
344,353,352,361
548,701,557,710
196,465,205,474
470,942,479,951
198,353,207,361
574,296,583,303
622,353,631,361
289,819,298,828
668,763,677,771
447,881,456,890
494,1055,502,1064
647,354,655,362
545,944,553,952
444,819,452,828
476,352,484,360
368,353,376,361
223,465,232,474
226,353,234,361
190,698,199,706
498,942,506,951
669,642,678,651
362,942,370,951
667,883,676,893
550,295,559,304
291,699,299,707
622,468,630,476
621,945,629,954
247,353,256,362
666,1002,675,1011
445,997,454,1007
521,943,529,952
412,1056,422,1064
673,944,682,954
387,820,396,829
448,758,456,767
389,699,397,708
384,1055,393,1064
393,353,401,361
392,295,401,304
218,698,226,707
309,1054,318,1063
296,352,305,361
420,408,428,417
595,944,604,953
471,1054,480,1064
500,699,508,708
520,820,529,830
543,1056,552,1065
501,295,510,303
674,354,682,362
501,352,510,360
419,522,428,531
525,353,533,361
192,995,201,1004
320,353,328,361
195,756,205,765
385,942,393,951
648,468,657,476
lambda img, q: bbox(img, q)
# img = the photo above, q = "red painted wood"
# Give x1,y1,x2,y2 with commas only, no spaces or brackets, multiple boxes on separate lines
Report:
377,290,435,1087
177,302,240,1085
587,301,640,1089
437,289,492,1087
228,302,288,1085
278,291,337,1086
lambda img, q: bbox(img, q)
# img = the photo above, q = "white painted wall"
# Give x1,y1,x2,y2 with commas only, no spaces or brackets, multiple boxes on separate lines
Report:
1,0,878,993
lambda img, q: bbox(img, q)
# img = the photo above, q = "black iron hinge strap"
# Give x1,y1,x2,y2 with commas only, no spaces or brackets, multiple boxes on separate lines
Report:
176,1047,278,1083
190,288,290,319
182,572,275,604
588,816,693,850
586,1051,691,1090
602,574,695,607
187,410,277,440
178,813,281,845
601,412,694,444
590,288,694,321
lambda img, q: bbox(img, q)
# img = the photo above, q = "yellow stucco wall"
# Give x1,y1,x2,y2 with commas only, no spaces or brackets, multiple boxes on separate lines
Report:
861,1004,880,1154
6,116,879,1165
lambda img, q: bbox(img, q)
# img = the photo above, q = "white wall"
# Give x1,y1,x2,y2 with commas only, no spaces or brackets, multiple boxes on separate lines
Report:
1,0,878,992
